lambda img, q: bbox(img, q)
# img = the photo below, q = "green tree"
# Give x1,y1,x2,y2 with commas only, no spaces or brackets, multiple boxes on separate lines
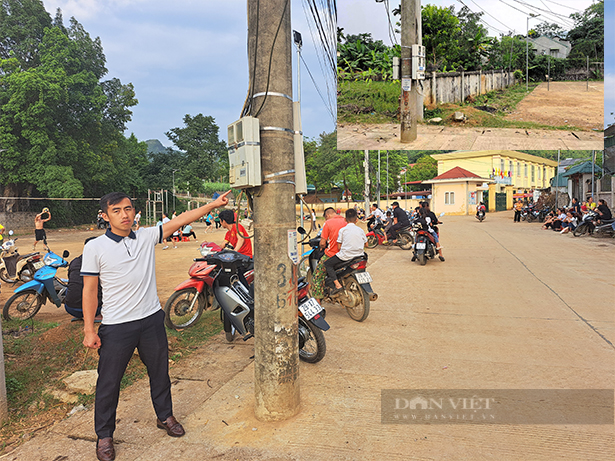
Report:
165,114,228,193
0,0,52,68
0,5,141,198
421,4,461,71
567,0,603,67
456,6,491,71
406,155,437,182
534,22,568,39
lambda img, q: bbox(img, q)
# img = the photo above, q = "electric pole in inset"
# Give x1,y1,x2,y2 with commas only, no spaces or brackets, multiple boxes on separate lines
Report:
248,0,300,421
400,0,422,143
364,150,370,213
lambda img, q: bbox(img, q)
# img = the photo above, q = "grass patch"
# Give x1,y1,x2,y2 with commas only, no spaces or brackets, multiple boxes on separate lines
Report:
338,80,586,131
338,80,399,123
0,310,223,453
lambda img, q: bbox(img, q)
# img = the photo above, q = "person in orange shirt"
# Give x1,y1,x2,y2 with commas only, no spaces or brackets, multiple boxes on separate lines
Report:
311,207,347,302
219,209,252,257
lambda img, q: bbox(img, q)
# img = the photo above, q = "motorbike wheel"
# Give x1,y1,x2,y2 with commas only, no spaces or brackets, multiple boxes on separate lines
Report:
343,277,370,322
572,224,588,237
0,268,17,284
397,231,414,250
418,253,426,266
366,235,379,249
527,215,534,223
298,316,326,363
298,255,311,278
3,290,44,321
163,288,205,330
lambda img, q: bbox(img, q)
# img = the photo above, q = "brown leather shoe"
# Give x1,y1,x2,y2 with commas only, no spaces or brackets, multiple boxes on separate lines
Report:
96,437,115,461
157,415,185,437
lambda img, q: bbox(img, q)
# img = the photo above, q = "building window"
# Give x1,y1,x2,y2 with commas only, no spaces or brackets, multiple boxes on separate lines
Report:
500,159,505,172
531,165,535,182
538,167,541,180
517,162,521,176
524,164,528,177
445,192,455,205
509,161,513,174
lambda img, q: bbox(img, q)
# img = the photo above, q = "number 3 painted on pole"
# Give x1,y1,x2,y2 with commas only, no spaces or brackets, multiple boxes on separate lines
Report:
277,263,286,287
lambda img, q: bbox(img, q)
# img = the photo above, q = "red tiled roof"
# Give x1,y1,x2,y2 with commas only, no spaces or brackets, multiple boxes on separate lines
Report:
431,166,482,180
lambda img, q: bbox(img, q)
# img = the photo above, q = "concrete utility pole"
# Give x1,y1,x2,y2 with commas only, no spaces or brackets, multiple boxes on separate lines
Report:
364,150,370,213
526,13,540,92
400,0,422,143
0,319,7,423
248,0,300,421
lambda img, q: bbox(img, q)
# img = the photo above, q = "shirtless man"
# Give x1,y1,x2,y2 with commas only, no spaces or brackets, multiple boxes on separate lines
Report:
33,208,51,251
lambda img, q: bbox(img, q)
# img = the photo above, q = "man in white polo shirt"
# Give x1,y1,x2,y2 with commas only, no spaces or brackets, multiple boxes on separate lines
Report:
323,208,367,294
82,191,230,461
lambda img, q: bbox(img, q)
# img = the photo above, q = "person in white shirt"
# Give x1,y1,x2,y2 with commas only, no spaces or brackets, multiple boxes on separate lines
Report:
365,203,386,231
81,191,231,461
324,208,367,294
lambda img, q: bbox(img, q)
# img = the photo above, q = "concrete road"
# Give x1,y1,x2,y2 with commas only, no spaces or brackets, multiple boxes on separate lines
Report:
337,123,604,151
6,211,614,460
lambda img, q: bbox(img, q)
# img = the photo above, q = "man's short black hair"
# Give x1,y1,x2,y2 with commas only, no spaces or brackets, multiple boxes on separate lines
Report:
100,192,133,214
219,209,235,224
372,203,378,208
391,201,399,207
323,207,336,217
345,208,358,220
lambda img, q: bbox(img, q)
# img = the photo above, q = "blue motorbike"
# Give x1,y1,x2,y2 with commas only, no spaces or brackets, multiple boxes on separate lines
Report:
3,249,70,321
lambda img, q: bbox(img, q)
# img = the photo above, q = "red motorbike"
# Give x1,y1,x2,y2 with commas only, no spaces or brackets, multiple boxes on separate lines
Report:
163,242,254,330
365,225,413,250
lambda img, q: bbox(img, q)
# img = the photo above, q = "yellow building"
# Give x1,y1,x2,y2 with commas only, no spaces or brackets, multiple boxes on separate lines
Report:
431,150,558,192
423,167,494,216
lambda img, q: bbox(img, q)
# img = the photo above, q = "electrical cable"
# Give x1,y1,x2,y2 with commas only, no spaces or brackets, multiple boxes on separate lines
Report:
254,0,290,118
466,0,517,32
241,0,260,117
300,54,336,122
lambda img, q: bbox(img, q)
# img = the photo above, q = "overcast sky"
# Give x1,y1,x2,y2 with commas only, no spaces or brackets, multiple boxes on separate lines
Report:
41,0,336,146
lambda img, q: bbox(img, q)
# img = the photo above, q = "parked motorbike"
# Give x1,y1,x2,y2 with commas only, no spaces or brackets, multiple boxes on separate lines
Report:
305,236,377,322
573,210,615,237
0,232,44,284
526,205,541,223
3,248,70,321
163,241,229,329
207,249,329,363
365,224,413,249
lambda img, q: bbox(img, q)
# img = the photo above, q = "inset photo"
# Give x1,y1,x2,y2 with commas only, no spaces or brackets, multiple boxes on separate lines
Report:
337,0,604,150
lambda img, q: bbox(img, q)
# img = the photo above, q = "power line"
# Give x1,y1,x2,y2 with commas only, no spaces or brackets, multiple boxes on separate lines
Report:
541,0,584,13
300,53,336,123
466,0,516,33
456,0,509,35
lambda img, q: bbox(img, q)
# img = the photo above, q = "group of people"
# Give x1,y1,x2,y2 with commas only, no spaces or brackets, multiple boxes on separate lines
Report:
542,197,612,234
364,201,445,260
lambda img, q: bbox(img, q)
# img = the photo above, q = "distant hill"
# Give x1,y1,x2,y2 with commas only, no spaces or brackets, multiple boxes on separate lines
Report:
145,139,167,154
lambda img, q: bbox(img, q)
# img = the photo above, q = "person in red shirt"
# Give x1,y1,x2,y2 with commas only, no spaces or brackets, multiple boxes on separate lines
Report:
312,207,347,302
219,209,252,257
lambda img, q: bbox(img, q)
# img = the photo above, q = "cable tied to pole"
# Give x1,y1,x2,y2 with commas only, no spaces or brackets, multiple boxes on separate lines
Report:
233,189,255,240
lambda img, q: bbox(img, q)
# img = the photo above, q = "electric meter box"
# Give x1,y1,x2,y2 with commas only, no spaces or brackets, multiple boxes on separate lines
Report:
411,44,426,80
228,116,262,188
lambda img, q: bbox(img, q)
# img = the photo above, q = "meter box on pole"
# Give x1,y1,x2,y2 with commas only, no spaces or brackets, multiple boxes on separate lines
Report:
228,116,262,188
411,45,426,80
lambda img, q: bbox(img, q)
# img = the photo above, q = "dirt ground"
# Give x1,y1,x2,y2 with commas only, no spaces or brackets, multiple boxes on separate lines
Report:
504,81,604,130
4,211,614,460
0,222,227,324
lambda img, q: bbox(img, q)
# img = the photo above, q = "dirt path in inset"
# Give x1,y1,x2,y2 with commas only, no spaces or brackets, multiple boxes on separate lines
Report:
505,81,604,130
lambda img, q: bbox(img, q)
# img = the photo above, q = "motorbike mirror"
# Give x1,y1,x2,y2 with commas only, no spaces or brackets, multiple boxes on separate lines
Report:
297,226,306,235
439,212,445,217
62,250,70,258
8,230,13,236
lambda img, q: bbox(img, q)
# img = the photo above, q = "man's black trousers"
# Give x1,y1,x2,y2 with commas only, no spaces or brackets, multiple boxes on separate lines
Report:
95,309,172,438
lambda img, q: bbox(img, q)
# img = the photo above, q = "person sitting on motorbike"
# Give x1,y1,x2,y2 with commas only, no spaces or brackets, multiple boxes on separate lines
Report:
312,207,347,303
414,207,445,262
382,211,394,237
365,203,386,232
476,202,486,217
384,201,410,245
324,208,367,295
595,199,612,225
64,237,103,321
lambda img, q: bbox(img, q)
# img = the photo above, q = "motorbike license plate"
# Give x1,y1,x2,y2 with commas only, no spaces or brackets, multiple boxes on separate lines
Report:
33,261,45,270
299,297,323,320
355,271,372,284
416,242,426,249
